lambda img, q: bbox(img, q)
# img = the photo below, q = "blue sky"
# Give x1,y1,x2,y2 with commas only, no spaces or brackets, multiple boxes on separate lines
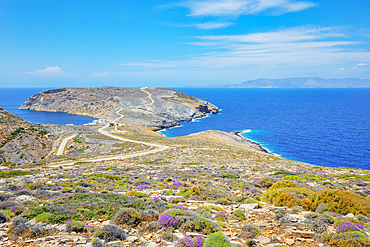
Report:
1,0,370,87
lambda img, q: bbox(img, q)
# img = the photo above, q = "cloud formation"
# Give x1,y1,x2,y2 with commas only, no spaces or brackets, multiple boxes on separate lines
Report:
182,0,316,17
122,27,370,69
25,66,67,76
357,63,368,66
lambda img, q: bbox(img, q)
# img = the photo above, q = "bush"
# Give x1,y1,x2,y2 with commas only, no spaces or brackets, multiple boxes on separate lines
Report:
270,180,297,190
309,190,370,217
241,224,261,239
335,222,365,233
315,203,329,214
7,217,29,238
177,186,235,201
182,216,221,235
258,177,274,188
66,220,85,233
196,206,211,218
318,232,370,247
35,212,54,223
111,208,141,227
232,209,245,221
99,224,127,242
203,232,234,247
0,201,23,211
261,187,313,210
140,209,159,222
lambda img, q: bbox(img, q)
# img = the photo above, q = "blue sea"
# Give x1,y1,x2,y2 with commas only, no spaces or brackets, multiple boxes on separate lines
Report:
160,88,370,170
0,87,369,169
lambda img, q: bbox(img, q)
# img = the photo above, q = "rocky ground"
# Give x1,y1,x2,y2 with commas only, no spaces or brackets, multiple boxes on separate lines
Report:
0,123,369,247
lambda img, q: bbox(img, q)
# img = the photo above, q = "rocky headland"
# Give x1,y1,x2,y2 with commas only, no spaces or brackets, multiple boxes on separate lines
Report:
19,87,219,129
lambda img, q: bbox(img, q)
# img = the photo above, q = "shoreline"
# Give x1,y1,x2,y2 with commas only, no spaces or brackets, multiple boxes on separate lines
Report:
156,111,217,136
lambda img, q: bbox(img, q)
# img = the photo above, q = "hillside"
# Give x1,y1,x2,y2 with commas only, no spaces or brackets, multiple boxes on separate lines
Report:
19,87,219,129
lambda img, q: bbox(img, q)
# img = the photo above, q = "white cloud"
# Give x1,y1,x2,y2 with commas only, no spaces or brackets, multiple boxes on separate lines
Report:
357,63,368,66
182,0,316,17
25,66,67,77
339,68,345,71
193,22,234,29
122,27,370,69
196,27,344,43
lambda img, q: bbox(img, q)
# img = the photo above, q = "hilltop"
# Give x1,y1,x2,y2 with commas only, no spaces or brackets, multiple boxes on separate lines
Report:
19,87,219,129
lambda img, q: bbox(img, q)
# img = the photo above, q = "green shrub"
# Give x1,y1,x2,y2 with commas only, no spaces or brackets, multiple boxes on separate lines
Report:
232,209,245,221
270,180,297,190
35,212,54,223
182,216,221,235
111,208,141,227
177,186,235,201
310,190,370,217
203,232,235,247
258,177,274,188
261,187,313,210
244,198,262,208
318,232,370,247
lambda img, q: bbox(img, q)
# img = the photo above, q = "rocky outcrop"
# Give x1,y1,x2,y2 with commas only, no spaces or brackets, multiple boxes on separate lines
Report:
19,87,219,129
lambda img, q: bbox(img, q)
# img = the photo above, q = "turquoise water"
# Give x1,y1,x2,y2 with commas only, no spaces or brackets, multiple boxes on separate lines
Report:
0,88,95,125
159,88,370,169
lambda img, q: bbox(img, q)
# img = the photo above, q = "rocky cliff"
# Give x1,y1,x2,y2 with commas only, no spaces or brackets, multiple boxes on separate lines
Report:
19,87,219,129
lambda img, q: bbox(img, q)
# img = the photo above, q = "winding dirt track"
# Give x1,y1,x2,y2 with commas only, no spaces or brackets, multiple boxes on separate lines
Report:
48,90,169,168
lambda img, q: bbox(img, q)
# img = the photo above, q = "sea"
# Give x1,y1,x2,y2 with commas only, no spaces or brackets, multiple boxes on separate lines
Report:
0,87,369,170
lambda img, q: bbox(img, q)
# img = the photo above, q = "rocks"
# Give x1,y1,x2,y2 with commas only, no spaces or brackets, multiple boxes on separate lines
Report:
15,195,38,202
238,203,259,211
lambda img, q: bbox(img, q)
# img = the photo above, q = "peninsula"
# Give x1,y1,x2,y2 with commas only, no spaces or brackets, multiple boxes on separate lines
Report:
19,87,219,129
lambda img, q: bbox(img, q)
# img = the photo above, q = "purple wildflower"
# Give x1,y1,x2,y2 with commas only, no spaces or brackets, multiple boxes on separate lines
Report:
335,222,364,233
215,211,228,221
176,236,204,247
158,214,175,228
136,184,149,190
173,182,183,189
171,205,188,210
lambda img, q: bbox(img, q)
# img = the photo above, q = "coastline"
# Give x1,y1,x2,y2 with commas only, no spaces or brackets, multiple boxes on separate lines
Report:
156,111,217,136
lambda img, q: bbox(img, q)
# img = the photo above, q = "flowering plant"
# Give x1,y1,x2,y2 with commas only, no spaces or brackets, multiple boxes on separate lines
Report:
136,184,149,190
176,236,204,247
158,214,176,228
335,222,364,233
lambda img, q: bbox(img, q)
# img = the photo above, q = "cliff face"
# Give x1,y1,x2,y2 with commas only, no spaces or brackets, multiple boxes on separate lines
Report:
19,87,219,128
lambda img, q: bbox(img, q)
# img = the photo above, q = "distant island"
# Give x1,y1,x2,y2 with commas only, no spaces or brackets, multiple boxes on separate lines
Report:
207,77,370,88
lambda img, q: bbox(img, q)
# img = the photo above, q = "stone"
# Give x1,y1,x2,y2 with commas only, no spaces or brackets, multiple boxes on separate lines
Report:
346,213,355,218
15,195,37,202
257,236,270,244
238,203,259,211
285,238,295,245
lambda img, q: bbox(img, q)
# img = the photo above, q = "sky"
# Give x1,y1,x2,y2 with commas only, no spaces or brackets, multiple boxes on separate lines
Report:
1,0,370,88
